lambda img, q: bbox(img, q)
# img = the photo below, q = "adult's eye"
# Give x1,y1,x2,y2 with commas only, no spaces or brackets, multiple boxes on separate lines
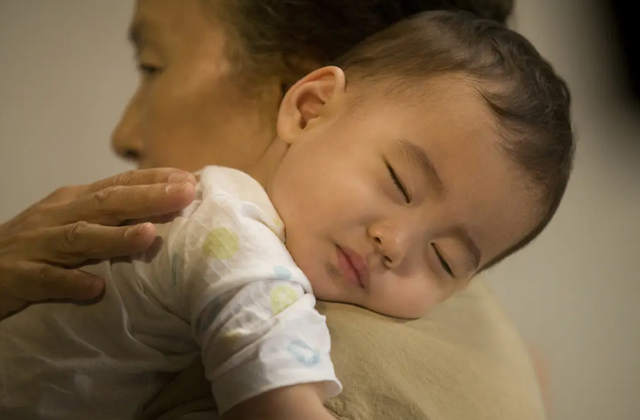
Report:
138,64,161,76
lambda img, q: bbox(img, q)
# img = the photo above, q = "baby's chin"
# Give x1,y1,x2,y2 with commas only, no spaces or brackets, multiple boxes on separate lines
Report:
307,272,363,307
346,296,435,320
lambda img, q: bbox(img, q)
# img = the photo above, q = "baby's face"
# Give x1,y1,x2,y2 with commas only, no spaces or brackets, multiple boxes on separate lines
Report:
269,74,541,319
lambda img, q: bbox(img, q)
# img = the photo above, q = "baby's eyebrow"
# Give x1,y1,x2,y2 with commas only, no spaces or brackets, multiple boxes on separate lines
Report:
394,139,444,193
457,228,482,272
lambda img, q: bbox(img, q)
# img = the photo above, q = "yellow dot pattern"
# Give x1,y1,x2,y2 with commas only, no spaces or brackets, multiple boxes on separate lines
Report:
270,285,299,315
271,218,285,242
223,328,248,347
202,227,240,260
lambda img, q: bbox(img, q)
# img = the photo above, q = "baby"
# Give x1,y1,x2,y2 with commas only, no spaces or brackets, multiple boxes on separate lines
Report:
0,11,573,420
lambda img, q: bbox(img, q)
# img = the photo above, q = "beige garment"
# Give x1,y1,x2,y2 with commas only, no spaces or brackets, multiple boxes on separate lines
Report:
143,279,545,420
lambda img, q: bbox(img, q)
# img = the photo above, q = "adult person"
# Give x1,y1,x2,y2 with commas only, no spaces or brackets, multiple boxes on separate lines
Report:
0,1,545,419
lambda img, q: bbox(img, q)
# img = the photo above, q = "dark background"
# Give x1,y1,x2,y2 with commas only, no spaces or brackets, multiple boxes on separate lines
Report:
608,0,640,104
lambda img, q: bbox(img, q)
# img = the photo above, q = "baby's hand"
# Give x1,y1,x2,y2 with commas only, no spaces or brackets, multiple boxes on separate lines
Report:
222,383,335,420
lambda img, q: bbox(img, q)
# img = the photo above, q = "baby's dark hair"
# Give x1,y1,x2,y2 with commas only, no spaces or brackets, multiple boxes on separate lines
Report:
333,11,574,267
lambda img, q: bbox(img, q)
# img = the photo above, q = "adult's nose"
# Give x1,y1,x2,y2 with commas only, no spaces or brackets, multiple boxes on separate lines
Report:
111,89,144,163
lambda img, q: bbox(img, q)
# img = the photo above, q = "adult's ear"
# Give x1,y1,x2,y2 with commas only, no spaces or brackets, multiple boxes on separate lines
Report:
276,66,346,145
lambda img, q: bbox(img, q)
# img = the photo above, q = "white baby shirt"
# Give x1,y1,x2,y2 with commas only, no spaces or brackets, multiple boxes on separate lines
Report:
0,166,341,420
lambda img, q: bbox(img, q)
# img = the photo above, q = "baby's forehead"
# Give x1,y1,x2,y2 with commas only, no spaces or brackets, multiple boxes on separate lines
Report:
354,73,498,126
343,75,506,170
390,79,500,141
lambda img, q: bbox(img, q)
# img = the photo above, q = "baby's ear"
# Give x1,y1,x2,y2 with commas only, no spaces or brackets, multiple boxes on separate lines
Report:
276,66,346,144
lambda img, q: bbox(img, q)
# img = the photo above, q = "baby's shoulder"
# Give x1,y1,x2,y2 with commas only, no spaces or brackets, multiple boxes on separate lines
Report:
175,166,285,243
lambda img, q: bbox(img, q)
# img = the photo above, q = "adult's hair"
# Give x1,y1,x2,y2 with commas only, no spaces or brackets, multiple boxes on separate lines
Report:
214,0,514,82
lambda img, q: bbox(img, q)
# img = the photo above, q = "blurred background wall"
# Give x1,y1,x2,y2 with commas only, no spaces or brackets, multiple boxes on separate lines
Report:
1,1,638,419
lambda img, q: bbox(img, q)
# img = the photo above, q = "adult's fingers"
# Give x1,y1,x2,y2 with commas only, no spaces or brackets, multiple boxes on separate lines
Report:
3,169,196,233
83,168,196,194
37,168,193,208
29,222,158,266
54,181,196,226
0,219,158,321
2,261,105,306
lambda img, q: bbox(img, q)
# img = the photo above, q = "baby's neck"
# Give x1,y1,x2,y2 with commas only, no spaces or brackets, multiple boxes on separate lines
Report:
246,137,288,194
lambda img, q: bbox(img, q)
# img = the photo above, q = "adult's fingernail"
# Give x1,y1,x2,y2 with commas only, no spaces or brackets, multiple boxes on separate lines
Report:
125,223,149,237
77,278,104,301
168,172,195,184
88,278,104,294
166,182,189,194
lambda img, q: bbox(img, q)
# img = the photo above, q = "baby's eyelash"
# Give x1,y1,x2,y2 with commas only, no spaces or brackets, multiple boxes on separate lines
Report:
386,163,410,203
432,244,454,277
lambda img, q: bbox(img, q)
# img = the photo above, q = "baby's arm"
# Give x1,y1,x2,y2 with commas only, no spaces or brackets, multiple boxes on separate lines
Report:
223,383,335,420
145,168,341,416
194,278,341,417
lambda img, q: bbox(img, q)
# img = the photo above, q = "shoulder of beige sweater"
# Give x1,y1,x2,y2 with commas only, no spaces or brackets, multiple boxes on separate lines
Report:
319,278,545,420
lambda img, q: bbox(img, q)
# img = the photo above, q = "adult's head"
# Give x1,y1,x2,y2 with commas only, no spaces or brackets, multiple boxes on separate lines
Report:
112,0,514,172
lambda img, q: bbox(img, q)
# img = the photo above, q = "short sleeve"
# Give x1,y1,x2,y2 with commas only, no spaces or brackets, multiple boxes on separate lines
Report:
201,280,341,414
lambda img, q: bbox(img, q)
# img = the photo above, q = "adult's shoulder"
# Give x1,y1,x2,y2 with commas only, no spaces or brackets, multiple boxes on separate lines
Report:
320,278,545,420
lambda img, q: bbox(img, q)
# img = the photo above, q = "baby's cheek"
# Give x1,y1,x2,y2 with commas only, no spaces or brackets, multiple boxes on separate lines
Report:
376,279,441,319
305,263,339,300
